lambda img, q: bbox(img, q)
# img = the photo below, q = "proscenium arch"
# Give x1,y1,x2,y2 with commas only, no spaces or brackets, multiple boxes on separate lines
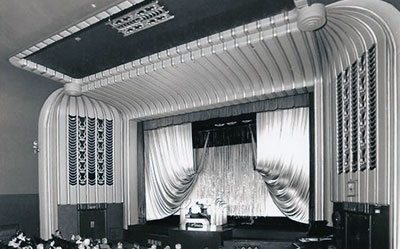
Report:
36,1,400,248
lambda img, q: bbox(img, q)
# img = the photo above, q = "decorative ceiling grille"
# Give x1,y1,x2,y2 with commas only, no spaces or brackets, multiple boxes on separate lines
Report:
107,1,174,37
336,44,377,175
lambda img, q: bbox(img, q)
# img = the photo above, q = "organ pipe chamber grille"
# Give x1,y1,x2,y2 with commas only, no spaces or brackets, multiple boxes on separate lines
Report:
58,95,123,205
336,44,377,175
68,116,113,186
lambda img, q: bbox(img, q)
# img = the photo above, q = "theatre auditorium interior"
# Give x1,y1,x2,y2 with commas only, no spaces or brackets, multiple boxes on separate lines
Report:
2,0,400,248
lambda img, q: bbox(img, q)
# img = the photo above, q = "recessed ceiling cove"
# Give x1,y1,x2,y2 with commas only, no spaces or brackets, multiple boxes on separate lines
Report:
16,0,295,78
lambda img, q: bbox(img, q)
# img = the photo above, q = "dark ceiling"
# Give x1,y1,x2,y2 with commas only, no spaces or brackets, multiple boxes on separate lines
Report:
23,0,400,79
26,0,295,78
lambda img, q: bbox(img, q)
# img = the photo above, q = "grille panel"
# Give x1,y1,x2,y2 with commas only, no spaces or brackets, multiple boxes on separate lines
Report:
68,115,77,185
88,118,96,186
106,120,114,186
359,53,367,171
343,67,351,173
350,62,358,172
108,1,174,37
336,45,377,175
67,116,114,186
368,45,377,170
336,73,343,174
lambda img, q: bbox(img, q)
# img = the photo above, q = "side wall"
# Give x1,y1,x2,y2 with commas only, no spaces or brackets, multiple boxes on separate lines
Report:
0,59,60,236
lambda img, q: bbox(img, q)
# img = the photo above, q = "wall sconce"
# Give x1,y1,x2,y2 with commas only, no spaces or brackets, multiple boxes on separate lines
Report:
33,140,39,154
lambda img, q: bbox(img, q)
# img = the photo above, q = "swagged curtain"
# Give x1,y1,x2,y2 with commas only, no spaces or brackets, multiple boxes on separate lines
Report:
255,107,310,224
145,123,208,220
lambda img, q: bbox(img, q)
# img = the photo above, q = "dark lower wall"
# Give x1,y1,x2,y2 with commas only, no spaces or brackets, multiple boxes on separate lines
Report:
0,194,40,237
58,205,78,240
58,204,123,241
107,204,123,241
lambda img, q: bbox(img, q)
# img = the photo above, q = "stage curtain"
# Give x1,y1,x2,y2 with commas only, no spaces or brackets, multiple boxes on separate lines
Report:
145,123,207,220
187,143,284,217
256,107,309,223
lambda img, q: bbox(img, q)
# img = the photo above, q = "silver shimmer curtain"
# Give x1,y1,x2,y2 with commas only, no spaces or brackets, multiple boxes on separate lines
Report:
145,123,196,220
256,107,310,224
187,143,284,217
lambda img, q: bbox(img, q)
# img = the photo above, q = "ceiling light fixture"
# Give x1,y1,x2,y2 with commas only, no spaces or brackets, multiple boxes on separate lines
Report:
107,1,174,37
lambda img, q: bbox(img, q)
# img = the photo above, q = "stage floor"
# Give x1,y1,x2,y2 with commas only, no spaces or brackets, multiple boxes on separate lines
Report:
124,222,308,249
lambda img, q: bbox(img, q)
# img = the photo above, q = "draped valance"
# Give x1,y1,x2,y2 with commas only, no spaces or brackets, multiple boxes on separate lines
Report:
143,94,309,130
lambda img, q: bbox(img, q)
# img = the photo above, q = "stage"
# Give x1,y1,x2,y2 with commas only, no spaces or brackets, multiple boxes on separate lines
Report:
123,216,309,249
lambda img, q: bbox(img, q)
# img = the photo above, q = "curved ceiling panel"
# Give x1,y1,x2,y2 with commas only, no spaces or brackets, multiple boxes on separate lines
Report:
83,10,320,120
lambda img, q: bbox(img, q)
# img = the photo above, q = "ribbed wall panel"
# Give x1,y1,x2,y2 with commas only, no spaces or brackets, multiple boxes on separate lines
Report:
322,5,389,207
45,94,124,206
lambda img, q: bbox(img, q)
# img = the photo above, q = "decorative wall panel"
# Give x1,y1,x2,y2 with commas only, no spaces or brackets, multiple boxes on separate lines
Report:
315,6,400,249
59,96,122,205
335,45,377,175
68,115,78,185
38,90,125,238
67,116,115,187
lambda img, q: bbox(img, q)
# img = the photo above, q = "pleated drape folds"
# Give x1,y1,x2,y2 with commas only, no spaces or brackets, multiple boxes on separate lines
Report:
187,143,283,217
256,108,310,224
145,123,200,220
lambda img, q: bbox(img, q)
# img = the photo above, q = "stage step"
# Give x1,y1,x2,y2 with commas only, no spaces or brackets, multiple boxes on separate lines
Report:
224,240,294,249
